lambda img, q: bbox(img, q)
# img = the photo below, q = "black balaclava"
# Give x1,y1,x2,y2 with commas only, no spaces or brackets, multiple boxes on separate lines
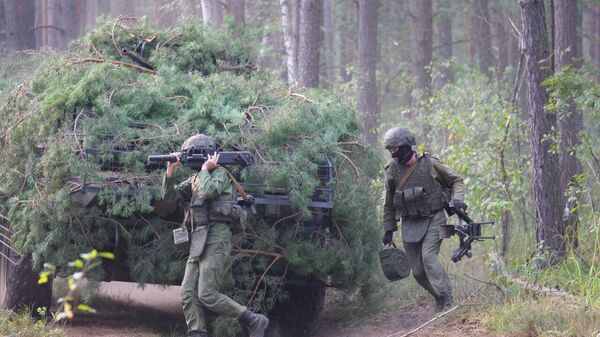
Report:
391,145,414,164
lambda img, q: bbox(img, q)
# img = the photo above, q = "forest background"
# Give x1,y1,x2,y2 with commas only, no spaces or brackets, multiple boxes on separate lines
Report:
1,0,600,336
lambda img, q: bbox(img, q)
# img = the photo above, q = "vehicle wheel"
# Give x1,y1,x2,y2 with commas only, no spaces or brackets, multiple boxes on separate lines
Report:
2,253,52,312
268,282,326,337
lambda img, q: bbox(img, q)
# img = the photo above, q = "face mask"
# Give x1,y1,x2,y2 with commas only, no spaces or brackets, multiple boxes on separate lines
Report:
391,146,414,164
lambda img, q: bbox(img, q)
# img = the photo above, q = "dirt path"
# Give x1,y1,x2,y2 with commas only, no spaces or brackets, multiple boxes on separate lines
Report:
63,282,505,337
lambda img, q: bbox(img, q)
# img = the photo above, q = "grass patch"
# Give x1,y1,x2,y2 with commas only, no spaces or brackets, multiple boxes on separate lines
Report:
484,296,599,337
0,309,65,337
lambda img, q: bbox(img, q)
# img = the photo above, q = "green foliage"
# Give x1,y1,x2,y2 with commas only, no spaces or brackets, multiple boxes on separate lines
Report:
0,309,65,337
0,17,381,330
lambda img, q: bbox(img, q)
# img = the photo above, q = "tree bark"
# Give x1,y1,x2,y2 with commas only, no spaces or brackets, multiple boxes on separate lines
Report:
435,0,453,85
554,0,582,247
280,0,298,86
493,5,509,75
409,0,432,99
297,0,322,88
96,0,110,16
201,0,223,29
583,1,595,64
338,0,354,83
322,0,335,87
0,0,6,48
4,0,35,50
473,0,494,76
356,0,379,146
46,0,65,49
519,0,564,265
63,0,84,43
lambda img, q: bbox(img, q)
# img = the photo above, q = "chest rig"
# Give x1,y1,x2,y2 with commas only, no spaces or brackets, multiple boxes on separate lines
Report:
389,155,446,219
187,169,245,232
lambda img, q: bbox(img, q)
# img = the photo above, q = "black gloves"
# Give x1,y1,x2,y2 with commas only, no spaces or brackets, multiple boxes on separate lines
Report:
449,199,468,212
382,230,394,246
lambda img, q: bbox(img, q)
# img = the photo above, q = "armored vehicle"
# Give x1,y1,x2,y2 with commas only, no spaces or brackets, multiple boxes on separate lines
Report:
0,19,380,337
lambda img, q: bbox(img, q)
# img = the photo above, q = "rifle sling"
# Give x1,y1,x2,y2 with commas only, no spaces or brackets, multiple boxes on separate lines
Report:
222,167,250,202
395,155,421,191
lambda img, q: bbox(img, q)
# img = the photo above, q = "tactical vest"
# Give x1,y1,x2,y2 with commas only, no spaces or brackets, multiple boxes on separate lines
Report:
188,169,244,231
390,155,447,219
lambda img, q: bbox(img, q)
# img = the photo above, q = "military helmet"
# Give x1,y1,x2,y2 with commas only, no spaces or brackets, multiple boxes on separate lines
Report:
383,127,416,149
181,133,216,152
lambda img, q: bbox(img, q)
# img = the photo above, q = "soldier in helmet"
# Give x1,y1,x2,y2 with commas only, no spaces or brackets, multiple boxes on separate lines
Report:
162,134,269,337
381,127,466,313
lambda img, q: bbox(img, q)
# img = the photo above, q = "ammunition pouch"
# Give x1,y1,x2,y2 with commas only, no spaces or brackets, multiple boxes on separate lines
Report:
209,201,247,235
394,186,446,219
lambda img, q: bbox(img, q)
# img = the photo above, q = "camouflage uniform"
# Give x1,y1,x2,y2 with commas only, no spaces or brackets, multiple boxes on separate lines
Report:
163,166,246,334
382,127,465,309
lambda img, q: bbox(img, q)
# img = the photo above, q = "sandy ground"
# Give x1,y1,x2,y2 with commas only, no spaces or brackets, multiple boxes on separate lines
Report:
62,282,506,337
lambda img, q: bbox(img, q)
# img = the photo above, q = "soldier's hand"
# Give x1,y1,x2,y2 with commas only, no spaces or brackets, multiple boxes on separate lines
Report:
382,230,394,246
202,152,220,171
166,153,180,177
449,199,467,212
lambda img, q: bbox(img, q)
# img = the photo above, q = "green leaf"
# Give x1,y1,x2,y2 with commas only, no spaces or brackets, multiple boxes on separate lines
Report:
76,304,97,313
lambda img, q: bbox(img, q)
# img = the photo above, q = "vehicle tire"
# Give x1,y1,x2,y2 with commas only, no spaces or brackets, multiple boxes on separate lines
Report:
2,253,52,312
268,282,326,337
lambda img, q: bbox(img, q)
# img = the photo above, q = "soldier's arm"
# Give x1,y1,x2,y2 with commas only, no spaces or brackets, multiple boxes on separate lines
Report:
430,157,465,201
198,167,232,199
383,164,398,232
162,174,193,202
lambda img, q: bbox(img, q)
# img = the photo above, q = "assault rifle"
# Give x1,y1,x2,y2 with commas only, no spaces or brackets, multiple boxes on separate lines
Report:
148,147,254,169
440,206,495,263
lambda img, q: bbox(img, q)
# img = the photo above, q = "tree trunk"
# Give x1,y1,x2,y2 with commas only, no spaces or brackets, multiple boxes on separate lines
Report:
435,0,453,85
297,0,322,88
201,0,223,29
493,5,509,75
63,0,84,44
96,0,110,16
554,0,582,247
154,0,179,28
583,1,595,64
467,7,477,67
338,0,354,83
519,0,564,265
228,0,245,28
474,0,494,76
322,0,335,87
356,0,379,146
0,0,6,48
4,0,35,50
409,0,432,99
46,0,65,49
280,0,298,86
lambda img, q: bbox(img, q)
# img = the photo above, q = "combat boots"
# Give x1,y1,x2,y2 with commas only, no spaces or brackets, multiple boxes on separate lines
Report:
238,309,269,337
434,294,453,313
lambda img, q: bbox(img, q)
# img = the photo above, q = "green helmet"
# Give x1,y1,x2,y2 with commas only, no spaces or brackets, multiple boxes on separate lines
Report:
181,133,216,152
383,127,416,149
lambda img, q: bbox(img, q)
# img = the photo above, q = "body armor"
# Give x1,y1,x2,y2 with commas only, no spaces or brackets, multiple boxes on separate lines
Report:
389,155,446,219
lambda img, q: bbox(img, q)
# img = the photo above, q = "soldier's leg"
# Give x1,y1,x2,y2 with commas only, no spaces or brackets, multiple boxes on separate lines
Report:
403,240,438,297
181,259,208,334
197,239,246,318
421,212,452,298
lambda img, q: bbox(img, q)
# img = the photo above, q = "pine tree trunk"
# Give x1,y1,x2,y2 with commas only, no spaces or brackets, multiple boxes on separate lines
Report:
64,0,83,44
356,0,379,146
322,0,335,87
297,0,322,88
202,0,223,29
519,0,565,265
96,0,110,16
474,0,494,76
467,7,477,67
46,0,65,49
554,0,582,247
280,0,298,86
436,0,453,85
338,0,354,83
493,5,509,74
583,2,595,64
0,0,6,48
409,0,432,99
4,0,35,50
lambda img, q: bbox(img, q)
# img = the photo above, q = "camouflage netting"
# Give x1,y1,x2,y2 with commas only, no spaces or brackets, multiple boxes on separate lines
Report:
0,17,382,325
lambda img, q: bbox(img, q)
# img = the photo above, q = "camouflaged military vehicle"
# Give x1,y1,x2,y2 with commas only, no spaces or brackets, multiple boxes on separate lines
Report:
0,19,380,337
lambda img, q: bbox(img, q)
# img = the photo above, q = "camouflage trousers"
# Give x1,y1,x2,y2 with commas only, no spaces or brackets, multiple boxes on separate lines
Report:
402,216,452,298
181,239,246,334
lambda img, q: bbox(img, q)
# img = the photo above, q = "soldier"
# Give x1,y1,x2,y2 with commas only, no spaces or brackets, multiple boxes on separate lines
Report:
381,127,466,313
162,134,269,337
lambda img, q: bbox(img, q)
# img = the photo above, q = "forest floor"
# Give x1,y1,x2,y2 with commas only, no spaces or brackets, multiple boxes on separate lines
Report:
61,281,508,337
